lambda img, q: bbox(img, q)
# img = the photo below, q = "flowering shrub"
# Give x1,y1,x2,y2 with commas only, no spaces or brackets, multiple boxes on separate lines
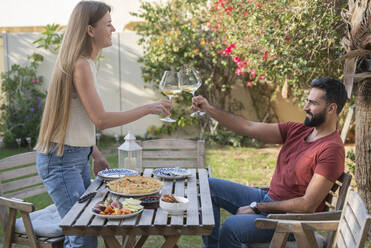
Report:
132,0,245,134
208,0,345,104
0,53,46,147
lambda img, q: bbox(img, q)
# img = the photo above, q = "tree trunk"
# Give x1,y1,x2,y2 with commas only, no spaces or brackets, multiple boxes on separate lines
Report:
355,79,371,239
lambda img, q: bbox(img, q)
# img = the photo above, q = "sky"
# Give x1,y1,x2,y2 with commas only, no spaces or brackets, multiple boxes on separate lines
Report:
0,0,151,31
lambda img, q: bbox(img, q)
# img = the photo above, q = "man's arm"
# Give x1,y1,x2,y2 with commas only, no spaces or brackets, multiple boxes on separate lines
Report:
237,174,334,214
192,96,282,144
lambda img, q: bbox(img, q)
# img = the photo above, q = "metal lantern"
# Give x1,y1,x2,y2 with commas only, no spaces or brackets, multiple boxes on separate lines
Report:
118,132,142,172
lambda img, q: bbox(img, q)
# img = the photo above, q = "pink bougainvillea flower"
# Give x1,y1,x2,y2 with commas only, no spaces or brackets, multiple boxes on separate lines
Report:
223,44,235,56
245,81,254,87
221,40,228,45
245,34,251,40
225,7,233,14
263,55,267,60
213,25,219,31
217,50,223,55
238,60,247,68
249,68,256,78
235,67,244,76
258,76,264,81
224,48,232,56
284,36,291,42
233,56,241,63
256,3,261,8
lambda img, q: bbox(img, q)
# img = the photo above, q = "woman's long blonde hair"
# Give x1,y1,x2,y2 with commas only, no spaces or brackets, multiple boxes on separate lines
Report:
35,1,111,156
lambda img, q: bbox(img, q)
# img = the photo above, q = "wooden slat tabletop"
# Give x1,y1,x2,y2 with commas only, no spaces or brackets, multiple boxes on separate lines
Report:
60,168,214,237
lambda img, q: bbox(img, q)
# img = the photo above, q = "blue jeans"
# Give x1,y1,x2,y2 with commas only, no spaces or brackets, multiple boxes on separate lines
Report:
37,145,97,248
203,178,275,248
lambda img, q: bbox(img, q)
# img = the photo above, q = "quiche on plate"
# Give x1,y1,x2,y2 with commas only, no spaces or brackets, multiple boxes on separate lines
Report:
106,176,164,196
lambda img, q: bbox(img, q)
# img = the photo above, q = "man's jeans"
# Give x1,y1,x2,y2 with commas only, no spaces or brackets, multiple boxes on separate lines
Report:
37,145,97,248
203,177,275,248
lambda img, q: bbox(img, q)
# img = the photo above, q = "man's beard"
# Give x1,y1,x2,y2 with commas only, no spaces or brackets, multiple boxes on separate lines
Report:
304,108,327,127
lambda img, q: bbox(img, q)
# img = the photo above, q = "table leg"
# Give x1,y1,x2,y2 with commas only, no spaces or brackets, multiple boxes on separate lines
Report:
123,235,136,248
293,229,319,248
269,231,289,248
161,235,180,248
135,235,149,248
102,235,121,248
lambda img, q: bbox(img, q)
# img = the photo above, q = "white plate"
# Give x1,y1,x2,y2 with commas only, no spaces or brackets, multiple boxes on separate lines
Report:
98,169,138,180
108,189,161,197
153,168,191,180
92,208,143,219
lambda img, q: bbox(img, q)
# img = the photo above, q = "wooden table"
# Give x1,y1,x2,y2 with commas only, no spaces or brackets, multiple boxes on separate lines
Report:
59,168,215,248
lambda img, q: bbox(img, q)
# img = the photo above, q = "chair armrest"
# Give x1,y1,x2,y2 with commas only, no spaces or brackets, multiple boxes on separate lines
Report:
0,196,34,213
267,210,342,221
255,218,339,232
208,165,213,178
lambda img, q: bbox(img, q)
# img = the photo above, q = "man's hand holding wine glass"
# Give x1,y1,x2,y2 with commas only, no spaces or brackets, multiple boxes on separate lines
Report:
192,95,210,114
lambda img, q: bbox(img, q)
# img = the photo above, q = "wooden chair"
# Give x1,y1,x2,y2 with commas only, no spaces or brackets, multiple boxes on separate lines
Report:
249,172,352,248
255,190,371,248
140,139,211,175
0,151,64,248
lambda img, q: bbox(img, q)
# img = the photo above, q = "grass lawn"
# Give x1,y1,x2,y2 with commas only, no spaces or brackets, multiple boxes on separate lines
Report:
0,140,357,247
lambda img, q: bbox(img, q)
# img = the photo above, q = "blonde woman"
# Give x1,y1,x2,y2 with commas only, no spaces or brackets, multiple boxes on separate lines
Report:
35,1,171,247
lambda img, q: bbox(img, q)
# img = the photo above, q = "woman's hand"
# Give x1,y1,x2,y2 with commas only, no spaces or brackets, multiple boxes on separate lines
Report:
93,156,110,176
92,145,109,176
148,99,172,116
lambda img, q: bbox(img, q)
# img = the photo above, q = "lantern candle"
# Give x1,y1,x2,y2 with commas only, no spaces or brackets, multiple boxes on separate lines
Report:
124,157,137,170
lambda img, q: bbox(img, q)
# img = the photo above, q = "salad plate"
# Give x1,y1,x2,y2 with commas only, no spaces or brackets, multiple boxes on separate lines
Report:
92,208,143,219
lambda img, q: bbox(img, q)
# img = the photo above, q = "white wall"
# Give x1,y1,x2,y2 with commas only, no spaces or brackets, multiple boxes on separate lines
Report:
0,0,157,32
3,31,163,137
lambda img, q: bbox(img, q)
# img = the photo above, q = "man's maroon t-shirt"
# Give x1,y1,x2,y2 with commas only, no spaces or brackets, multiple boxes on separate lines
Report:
268,122,345,212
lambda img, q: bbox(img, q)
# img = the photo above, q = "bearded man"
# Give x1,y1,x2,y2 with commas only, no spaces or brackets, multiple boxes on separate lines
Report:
192,78,348,248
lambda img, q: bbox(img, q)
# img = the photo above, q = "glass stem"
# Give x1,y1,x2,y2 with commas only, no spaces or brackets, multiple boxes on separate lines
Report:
167,95,173,117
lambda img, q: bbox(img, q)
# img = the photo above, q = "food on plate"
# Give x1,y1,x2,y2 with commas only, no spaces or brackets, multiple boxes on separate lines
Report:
106,176,164,194
92,198,143,216
161,194,179,203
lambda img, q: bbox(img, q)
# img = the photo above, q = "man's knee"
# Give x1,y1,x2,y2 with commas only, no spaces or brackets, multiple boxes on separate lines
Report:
220,216,240,238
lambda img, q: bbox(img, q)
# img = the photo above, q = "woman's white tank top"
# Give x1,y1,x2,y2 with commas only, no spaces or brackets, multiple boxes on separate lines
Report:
63,58,98,147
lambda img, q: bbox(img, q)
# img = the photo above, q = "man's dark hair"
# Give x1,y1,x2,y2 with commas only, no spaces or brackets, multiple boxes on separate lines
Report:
311,78,347,115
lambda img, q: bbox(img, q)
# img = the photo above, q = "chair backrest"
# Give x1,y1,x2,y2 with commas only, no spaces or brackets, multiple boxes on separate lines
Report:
140,139,205,168
324,172,352,247
0,151,45,199
333,190,371,248
324,172,352,211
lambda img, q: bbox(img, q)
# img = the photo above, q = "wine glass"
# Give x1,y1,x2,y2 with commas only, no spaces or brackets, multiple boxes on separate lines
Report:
159,70,181,122
179,68,205,117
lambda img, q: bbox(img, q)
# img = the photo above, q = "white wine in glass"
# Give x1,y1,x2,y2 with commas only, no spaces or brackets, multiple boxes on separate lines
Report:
159,70,181,122
179,68,205,117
